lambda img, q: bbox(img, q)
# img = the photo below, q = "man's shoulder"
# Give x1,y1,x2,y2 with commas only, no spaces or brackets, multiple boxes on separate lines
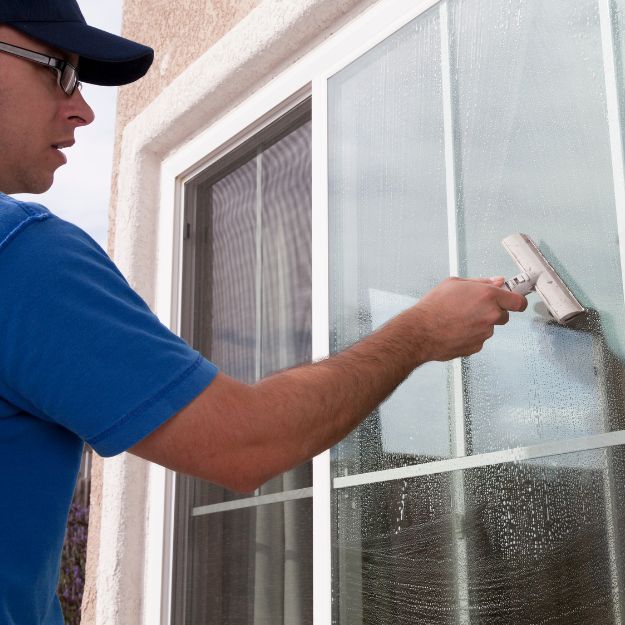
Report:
0,193,51,253
0,192,50,219
0,193,103,261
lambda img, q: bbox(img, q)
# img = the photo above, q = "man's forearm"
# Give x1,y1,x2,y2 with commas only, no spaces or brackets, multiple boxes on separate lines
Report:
249,306,427,477
130,277,526,492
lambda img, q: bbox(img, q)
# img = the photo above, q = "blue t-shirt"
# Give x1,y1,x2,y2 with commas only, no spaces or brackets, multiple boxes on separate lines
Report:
0,193,218,625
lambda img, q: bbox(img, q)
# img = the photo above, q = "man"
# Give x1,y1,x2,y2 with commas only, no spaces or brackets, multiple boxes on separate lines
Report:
0,1,527,623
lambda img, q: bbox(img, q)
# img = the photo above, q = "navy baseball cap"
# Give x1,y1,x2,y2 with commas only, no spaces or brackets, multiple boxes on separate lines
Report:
0,0,154,86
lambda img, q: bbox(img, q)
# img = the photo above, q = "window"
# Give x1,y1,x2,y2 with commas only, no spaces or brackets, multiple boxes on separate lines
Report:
159,0,625,623
172,103,313,625
328,0,625,623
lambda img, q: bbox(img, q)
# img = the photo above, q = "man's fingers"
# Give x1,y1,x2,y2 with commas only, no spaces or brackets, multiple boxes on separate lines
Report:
463,276,526,312
496,288,527,312
466,276,505,286
497,310,509,325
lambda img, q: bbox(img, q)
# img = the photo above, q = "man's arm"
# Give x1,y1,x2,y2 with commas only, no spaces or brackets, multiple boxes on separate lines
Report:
130,277,526,492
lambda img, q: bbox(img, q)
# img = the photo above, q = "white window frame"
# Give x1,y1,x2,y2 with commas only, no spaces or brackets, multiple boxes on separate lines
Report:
140,0,625,623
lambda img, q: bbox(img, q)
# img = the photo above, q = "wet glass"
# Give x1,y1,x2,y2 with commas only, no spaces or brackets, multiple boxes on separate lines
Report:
329,0,625,475
334,447,625,625
451,0,625,452
329,1,625,623
329,6,452,477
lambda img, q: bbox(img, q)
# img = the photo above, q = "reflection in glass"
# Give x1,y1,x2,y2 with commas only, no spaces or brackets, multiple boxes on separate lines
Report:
334,448,625,624
329,0,625,623
261,124,312,380
199,159,258,384
329,6,451,476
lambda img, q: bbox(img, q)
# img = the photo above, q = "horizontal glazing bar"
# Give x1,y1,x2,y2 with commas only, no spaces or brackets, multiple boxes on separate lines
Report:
333,430,625,489
191,486,313,517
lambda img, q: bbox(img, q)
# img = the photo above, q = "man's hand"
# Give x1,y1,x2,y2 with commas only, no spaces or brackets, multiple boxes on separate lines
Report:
408,276,527,362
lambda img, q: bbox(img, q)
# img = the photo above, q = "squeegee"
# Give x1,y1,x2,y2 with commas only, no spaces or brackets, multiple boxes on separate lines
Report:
502,233,585,324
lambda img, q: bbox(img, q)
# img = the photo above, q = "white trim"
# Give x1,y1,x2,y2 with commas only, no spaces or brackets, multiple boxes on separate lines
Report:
144,170,180,625
95,455,150,625
599,0,625,307
191,487,313,516
158,1,438,186
333,430,625,489
441,1,459,284
319,0,441,83
440,4,470,621
255,149,264,383
142,464,168,625
311,75,333,625
161,469,177,625
143,109,189,625
164,86,312,189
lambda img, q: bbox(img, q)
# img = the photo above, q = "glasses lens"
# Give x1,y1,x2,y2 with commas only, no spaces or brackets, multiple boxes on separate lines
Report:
60,65,78,95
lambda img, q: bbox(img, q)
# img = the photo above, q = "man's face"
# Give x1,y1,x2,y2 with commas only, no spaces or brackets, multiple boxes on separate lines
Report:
0,25,95,194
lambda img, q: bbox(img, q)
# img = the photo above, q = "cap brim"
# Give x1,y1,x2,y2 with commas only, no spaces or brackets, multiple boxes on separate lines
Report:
7,21,154,86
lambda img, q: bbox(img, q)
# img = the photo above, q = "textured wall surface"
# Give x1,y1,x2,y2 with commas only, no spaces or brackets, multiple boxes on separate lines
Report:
118,0,261,127
79,453,101,624
107,0,261,255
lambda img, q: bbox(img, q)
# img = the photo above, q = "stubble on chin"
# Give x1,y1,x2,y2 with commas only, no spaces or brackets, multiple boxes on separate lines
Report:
7,165,56,195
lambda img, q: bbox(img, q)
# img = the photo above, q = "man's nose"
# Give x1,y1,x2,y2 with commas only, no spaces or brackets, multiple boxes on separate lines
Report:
64,87,95,126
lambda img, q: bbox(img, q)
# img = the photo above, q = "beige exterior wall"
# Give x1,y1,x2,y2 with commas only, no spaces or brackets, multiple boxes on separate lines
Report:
82,2,260,623
108,0,261,257
80,450,102,623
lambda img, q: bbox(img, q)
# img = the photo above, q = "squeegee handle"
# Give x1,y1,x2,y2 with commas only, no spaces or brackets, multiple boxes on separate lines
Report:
503,272,535,296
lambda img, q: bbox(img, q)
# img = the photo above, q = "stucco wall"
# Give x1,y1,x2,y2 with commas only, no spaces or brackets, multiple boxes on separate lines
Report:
82,3,260,623
107,0,261,257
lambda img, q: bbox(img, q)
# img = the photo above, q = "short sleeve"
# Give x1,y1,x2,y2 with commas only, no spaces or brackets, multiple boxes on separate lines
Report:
0,212,218,457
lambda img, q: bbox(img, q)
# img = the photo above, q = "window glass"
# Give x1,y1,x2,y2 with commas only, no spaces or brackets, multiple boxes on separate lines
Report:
329,6,451,477
172,111,313,625
257,125,313,497
452,0,625,453
261,125,313,380
329,0,625,623
202,160,258,384
334,448,625,625
180,499,312,625
329,0,625,467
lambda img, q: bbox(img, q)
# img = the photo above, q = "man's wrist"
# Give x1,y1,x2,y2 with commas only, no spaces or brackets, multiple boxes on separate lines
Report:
393,304,435,368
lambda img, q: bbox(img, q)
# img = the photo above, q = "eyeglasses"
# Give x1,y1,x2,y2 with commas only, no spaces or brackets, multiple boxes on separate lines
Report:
0,41,81,96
